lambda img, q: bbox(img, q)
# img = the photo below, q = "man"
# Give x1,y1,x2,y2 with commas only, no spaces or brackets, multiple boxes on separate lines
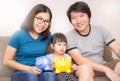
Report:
66,1,120,81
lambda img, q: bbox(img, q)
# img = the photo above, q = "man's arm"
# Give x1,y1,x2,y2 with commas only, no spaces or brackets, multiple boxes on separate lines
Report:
68,49,109,71
68,49,120,81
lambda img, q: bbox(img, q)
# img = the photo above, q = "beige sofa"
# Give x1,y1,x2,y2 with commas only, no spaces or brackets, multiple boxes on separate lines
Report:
0,36,13,81
0,36,118,81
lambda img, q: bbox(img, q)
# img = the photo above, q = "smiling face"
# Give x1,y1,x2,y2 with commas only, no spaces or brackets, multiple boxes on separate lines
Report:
33,12,50,35
70,11,90,35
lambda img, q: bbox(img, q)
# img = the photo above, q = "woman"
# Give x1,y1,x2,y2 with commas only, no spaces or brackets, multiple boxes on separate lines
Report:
3,4,57,81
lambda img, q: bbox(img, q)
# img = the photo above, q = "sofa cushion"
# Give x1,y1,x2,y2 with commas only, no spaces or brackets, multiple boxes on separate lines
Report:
0,36,13,77
0,77,10,81
94,76,110,81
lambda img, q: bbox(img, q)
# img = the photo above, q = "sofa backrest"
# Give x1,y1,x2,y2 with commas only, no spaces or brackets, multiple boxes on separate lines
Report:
0,36,13,77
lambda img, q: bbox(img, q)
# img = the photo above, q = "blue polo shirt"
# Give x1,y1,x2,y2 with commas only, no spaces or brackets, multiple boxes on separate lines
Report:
8,29,51,66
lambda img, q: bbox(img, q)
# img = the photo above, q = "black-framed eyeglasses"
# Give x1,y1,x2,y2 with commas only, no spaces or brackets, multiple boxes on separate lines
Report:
35,17,51,26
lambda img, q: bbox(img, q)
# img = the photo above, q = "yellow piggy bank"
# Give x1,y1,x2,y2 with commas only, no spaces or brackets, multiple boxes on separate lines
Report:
54,57,72,74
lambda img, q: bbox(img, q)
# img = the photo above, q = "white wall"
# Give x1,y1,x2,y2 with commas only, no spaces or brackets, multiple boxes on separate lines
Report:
83,0,120,42
0,0,39,36
0,0,120,42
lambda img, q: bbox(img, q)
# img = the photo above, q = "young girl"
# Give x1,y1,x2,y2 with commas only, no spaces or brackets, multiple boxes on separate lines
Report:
36,32,77,81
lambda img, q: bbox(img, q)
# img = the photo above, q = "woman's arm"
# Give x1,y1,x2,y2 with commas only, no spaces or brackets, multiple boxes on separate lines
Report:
3,45,41,75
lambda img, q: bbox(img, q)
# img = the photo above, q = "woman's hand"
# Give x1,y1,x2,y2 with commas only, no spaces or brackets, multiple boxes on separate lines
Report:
26,66,42,75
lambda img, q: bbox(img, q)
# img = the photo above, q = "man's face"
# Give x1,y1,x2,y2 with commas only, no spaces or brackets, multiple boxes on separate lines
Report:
70,12,90,34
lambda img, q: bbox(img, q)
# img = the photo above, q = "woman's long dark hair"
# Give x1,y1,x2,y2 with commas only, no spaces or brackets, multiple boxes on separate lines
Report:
21,4,52,40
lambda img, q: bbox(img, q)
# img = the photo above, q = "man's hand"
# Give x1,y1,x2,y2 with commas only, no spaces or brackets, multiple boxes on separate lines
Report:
105,68,120,81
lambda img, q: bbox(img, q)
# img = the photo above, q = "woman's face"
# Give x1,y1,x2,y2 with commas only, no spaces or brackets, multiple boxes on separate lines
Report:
70,12,90,34
33,12,50,34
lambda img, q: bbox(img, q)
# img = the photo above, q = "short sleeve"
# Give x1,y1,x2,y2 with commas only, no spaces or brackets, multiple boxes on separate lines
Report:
8,30,21,49
65,31,77,51
102,27,115,45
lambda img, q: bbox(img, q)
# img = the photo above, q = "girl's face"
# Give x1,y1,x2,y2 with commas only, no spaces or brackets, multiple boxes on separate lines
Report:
70,12,90,35
33,12,50,34
52,42,67,55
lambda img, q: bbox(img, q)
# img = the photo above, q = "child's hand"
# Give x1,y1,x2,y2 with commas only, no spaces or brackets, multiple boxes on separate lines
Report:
51,63,55,70
72,64,78,71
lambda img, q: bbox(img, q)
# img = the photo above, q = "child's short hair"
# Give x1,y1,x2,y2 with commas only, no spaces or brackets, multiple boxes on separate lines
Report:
51,33,67,45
